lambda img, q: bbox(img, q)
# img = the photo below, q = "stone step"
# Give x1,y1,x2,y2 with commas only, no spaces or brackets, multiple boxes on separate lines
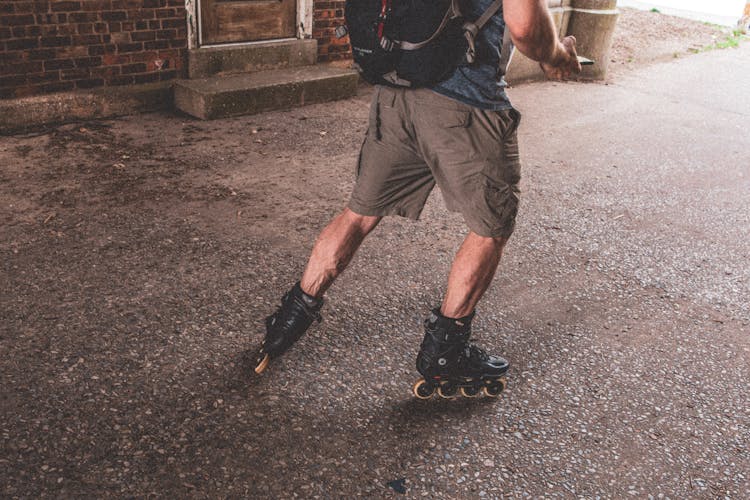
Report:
188,39,318,79
174,65,359,120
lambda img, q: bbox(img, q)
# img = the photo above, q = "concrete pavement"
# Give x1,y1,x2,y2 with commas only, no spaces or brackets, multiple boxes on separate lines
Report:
1,44,748,497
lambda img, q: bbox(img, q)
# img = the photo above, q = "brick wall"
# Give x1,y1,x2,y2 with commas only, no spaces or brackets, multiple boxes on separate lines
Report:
0,0,188,99
313,0,351,63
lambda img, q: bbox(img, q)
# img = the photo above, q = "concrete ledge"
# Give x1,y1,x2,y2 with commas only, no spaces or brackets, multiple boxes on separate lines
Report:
0,82,173,135
188,39,318,79
174,66,359,120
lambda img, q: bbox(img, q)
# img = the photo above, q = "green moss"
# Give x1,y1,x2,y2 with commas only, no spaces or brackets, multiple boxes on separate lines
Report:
701,30,748,52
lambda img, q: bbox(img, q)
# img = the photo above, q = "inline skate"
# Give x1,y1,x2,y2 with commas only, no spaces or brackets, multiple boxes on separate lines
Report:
253,282,323,374
412,309,508,399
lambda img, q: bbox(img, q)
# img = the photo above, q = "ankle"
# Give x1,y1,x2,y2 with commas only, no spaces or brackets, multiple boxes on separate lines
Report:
293,282,323,309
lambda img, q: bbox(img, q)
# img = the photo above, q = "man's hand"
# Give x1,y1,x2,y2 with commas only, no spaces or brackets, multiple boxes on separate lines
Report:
540,36,581,80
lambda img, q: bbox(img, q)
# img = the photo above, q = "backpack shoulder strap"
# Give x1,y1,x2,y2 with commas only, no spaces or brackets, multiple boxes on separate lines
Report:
473,0,503,32
462,0,503,63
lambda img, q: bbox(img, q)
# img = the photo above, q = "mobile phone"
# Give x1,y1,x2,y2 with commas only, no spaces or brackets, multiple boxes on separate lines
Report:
577,56,595,65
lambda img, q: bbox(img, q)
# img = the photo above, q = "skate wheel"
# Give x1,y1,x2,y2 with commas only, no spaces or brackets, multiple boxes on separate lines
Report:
254,353,270,374
483,378,506,397
460,385,481,398
437,383,458,399
412,378,435,400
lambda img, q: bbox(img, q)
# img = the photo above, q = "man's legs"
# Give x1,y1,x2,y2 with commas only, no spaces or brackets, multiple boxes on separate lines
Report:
413,231,509,398
254,207,380,373
441,232,507,318
300,207,381,298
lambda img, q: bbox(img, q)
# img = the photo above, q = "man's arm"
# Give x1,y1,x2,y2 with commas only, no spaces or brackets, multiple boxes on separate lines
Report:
502,0,580,79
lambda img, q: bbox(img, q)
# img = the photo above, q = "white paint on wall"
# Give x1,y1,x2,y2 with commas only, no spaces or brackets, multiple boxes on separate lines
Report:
298,0,313,38
185,0,198,49
618,0,746,26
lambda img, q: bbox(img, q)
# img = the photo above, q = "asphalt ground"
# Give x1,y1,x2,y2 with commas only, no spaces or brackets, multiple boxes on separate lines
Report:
1,44,748,497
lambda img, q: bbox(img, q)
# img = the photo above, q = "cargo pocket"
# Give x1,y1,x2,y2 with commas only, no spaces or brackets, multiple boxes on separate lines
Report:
483,175,520,238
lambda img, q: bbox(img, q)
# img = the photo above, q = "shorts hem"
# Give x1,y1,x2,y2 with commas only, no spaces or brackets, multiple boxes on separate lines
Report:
348,200,423,221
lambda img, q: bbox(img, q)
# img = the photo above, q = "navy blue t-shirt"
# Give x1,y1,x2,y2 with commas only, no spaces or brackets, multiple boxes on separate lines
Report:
431,0,513,110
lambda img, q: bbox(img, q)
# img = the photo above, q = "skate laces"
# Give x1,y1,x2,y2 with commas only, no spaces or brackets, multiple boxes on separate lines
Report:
270,291,321,327
466,342,489,362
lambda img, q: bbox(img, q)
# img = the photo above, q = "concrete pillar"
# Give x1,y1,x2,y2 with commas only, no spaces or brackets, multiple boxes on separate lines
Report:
739,1,750,33
565,0,619,80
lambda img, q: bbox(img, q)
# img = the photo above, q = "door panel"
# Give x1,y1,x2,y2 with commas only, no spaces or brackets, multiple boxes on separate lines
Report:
201,0,296,44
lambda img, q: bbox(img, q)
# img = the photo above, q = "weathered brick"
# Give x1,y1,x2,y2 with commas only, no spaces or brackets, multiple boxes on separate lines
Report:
155,8,174,18
90,65,119,77
116,42,142,53
128,9,154,20
87,44,105,55
51,1,81,12
79,0,107,10
102,53,129,65
144,39,169,50
61,67,89,79
41,81,75,93
160,18,182,28
120,62,146,74
6,38,40,50
1,61,43,75
14,2,39,14
26,25,43,36
74,56,102,67
28,48,58,60
69,12,98,22
101,10,126,21
156,29,175,39
27,71,60,83
1,14,36,26
0,52,23,63
41,35,72,47
77,22,94,34
44,58,75,70
130,50,157,62
71,34,102,45
0,74,27,87
75,77,103,88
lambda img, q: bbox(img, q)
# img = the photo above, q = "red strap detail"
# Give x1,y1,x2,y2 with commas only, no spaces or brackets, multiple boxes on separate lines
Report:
377,0,388,38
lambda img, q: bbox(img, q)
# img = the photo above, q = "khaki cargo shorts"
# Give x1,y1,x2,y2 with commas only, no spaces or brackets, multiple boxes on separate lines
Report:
348,86,522,239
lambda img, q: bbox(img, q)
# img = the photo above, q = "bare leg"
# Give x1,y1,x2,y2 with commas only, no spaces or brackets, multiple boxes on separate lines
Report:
441,232,508,318
300,207,381,298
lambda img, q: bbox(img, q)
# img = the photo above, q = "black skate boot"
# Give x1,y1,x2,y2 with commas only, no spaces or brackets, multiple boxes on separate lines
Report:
253,282,323,374
412,309,509,399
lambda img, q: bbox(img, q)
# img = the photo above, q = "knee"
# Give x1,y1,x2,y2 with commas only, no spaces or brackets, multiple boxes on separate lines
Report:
342,208,381,236
469,232,508,254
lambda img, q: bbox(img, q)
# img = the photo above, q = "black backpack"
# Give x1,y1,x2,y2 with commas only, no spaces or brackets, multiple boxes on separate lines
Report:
337,0,503,87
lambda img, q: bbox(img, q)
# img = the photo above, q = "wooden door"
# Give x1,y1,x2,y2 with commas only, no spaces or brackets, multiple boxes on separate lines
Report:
200,0,297,44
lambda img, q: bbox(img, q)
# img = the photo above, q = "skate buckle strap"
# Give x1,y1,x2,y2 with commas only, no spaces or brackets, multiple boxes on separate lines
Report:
293,295,322,323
